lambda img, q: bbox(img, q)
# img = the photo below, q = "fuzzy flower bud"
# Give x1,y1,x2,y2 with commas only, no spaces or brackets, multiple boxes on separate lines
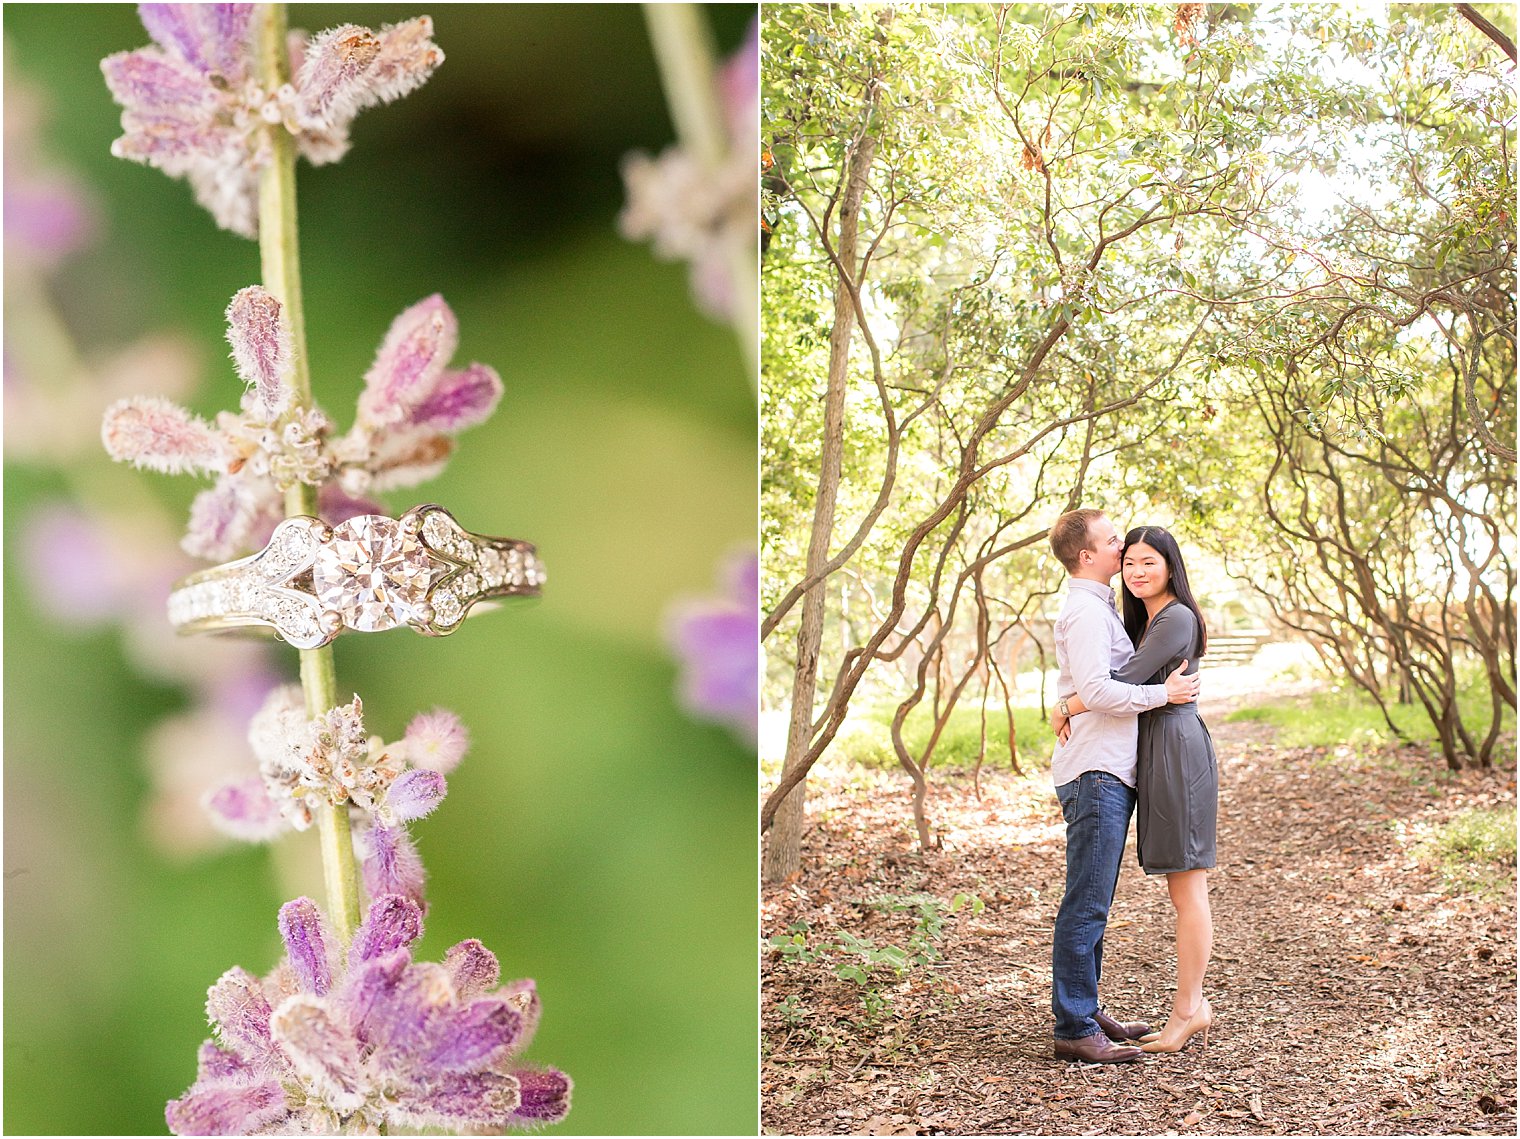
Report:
385,767,448,823
356,293,459,428
225,286,293,419
101,395,225,474
358,823,428,906
403,708,470,774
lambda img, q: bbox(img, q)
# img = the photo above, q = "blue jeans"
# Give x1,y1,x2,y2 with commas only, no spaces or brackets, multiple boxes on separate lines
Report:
1051,770,1136,1040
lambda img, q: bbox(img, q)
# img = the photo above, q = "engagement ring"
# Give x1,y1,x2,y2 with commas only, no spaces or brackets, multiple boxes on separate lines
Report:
168,504,542,649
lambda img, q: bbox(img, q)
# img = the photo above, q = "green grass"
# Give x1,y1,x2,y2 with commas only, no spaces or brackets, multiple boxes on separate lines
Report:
837,701,1059,772
1413,808,1518,898
1223,674,1514,754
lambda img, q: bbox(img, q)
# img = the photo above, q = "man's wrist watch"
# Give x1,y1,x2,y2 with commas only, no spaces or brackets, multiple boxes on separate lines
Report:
1057,697,1070,718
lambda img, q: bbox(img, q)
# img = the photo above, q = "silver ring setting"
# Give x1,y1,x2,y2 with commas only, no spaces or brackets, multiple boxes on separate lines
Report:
167,504,543,649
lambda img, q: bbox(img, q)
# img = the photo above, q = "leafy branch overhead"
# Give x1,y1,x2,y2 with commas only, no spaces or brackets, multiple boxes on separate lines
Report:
761,3,1514,866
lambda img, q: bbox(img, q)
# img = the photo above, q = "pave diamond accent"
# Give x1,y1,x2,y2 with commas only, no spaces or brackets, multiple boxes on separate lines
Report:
313,515,432,632
255,518,323,582
169,506,540,646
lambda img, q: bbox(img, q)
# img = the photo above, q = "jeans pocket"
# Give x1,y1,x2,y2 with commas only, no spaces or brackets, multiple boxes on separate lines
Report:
1056,778,1080,823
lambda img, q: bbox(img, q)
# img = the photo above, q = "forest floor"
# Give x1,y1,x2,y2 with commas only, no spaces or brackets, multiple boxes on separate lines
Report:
760,697,1517,1137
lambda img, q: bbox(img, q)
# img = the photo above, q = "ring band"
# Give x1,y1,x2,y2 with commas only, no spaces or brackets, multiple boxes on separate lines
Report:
168,504,542,649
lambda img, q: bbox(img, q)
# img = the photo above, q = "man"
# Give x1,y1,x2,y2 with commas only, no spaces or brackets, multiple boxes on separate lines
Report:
1047,508,1200,1063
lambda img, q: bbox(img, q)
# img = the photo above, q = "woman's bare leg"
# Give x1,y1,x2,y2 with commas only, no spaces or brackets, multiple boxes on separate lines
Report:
1167,868,1212,1018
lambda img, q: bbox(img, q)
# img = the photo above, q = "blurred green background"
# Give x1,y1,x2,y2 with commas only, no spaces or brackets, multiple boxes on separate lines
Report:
4,4,757,1135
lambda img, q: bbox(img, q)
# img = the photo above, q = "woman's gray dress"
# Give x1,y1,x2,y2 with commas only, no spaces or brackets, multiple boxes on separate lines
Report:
1113,600,1217,875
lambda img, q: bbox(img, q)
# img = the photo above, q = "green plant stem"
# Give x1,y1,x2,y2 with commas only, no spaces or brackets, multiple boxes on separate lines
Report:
255,1,360,945
641,4,758,385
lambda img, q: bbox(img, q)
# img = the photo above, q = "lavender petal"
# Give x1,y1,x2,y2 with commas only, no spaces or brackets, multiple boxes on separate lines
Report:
137,4,210,70
195,1040,250,1082
205,966,275,1063
200,4,255,84
317,482,385,525
443,939,500,1001
358,824,427,907
409,363,502,433
357,295,458,427
293,24,381,131
277,897,332,996
203,777,287,842
225,286,292,418
506,1066,573,1125
388,1071,521,1130
349,894,423,965
165,1079,288,1136
386,768,446,823
101,49,213,116
346,958,452,1074
496,977,543,1051
101,395,224,475
422,997,522,1073
268,995,367,1115
361,17,444,107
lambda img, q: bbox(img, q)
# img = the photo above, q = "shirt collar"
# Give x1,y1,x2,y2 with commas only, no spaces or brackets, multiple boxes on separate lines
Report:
1069,577,1116,606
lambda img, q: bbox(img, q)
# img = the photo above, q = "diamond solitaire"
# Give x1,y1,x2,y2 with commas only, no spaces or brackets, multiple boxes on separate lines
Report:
314,516,432,632
167,505,543,649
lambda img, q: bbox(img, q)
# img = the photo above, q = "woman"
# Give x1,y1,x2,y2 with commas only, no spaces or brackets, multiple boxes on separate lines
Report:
1051,526,1217,1053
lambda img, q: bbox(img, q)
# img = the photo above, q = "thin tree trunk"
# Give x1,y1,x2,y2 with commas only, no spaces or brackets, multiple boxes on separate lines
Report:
762,127,877,883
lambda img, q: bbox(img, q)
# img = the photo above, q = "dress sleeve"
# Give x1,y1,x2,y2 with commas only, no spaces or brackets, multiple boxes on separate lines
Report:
1067,602,1168,713
1113,604,1197,684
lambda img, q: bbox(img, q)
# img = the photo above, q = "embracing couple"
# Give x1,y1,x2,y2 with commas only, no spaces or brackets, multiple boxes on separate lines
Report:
1046,508,1219,1063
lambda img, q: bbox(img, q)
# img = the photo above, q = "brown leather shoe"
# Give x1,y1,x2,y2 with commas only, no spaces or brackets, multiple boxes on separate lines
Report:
1094,1008,1152,1043
1054,1033,1143,1063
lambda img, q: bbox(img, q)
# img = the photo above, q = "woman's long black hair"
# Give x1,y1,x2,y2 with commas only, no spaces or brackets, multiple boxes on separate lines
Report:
1120,526,1207,654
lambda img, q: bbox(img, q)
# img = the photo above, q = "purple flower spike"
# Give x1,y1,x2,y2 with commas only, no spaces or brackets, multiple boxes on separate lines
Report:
359,824,427,906
171,896,571,1133
101,395,225,474
357,294,459,427
403,708,469,773
665,549,759,743
278,897,333,996
203,777,286,842
386,768,447,823
106,7,438,237
507,1066,574,1125
350,894,424,965
444,939,501,1001
165,1079,287,1137
225,286,293,418
410,362,504,432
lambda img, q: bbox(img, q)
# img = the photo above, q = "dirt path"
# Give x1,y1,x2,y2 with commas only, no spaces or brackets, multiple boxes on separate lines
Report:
761,710,1517,1136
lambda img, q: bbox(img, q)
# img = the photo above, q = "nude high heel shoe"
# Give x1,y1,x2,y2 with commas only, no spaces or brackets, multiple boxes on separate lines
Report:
1139,998,1213,1053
